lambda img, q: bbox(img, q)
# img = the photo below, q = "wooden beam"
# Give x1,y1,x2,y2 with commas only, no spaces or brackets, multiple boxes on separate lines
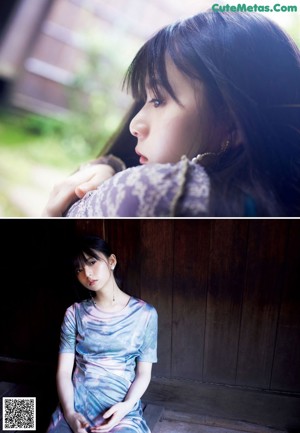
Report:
0,0,52,78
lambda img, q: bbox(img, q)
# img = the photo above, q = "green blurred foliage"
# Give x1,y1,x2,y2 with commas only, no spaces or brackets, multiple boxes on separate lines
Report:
0,111,75,217
0,27,135,216
60,28,134,159
20,113,65,138
3,27,135,162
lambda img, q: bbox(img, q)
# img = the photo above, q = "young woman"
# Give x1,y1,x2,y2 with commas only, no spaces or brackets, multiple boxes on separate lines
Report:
47,236,158,433
43,11,300,217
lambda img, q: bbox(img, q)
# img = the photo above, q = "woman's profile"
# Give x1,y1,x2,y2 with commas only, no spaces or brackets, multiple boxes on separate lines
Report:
43,11,300,217
47,235,158,433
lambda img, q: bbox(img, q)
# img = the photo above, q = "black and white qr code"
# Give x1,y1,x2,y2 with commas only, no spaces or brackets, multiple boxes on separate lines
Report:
2,397,36,431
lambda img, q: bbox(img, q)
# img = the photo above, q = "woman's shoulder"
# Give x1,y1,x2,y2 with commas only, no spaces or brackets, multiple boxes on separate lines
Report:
130,296,157,311
64,299,90,314
66,157,210,217
129,297,158,321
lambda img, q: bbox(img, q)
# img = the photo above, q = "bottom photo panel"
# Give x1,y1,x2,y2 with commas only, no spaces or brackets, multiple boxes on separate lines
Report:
0,218,300,433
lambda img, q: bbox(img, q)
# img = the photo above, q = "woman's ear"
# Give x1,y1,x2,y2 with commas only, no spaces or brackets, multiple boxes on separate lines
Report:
230,127,245,148
228,117,246,148
109,254,117,269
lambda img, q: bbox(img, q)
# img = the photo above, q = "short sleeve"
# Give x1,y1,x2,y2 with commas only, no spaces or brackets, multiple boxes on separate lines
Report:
138,307,158,363
59,305,77,353
66,158,210,217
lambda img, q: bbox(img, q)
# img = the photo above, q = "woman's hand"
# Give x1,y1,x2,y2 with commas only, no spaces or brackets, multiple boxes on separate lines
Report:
90,401,134,432
65,411,90,433
42,164,115,217
90,362,153,432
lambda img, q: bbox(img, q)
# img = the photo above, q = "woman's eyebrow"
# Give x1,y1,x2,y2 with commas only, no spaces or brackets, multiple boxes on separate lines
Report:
145,78,183,105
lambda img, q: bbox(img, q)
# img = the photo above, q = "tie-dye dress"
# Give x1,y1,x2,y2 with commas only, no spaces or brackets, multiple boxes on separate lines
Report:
47,297,158,433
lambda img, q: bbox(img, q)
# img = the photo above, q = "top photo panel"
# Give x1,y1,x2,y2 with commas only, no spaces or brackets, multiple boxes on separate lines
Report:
1,0,300,217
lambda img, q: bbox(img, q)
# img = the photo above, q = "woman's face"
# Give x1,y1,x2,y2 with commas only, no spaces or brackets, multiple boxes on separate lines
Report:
129,57,225,164
76,252,114,292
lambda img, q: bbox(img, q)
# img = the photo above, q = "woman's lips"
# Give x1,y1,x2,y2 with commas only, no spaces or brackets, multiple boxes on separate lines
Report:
139,155,148,164
135,148,148,164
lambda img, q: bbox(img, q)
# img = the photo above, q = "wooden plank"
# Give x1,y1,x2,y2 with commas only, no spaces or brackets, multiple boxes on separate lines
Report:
236,221,289,388
104,220,141,298
144,377,300,430
74,219,105,237
204,220,248,384
161,410,286,433
140,220,174,378
271,220,300,392
172,220,211,380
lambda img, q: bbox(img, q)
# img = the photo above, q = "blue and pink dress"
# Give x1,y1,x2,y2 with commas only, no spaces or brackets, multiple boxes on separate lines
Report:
47,297,158,433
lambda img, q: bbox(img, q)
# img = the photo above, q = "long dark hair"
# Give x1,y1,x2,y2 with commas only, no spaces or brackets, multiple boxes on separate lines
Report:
125,11,300,216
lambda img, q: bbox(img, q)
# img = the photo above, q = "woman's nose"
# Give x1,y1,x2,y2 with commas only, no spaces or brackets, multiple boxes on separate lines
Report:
84,267,92,278
129,112,148,139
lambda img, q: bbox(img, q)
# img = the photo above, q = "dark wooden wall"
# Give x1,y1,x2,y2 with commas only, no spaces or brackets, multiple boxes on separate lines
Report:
71,219,300,395
1,219,299,395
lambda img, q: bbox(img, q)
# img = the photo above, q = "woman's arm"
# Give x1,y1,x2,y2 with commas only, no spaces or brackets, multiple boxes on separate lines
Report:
57,352,90,433
66,159,210,217
91,361,153,433
42,154,126,217
124,361,152,407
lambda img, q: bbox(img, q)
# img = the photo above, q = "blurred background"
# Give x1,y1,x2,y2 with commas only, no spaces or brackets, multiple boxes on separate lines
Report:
0,0,299,217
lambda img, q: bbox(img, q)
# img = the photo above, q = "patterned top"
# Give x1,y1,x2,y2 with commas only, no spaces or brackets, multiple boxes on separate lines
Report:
47,297,158,433
60,297,158,382
66,157,210,217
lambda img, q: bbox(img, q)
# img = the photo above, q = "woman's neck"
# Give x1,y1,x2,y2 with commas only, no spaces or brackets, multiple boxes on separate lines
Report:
92,281,129,311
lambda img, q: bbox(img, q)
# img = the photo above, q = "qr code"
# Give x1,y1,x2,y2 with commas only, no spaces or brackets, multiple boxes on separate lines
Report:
2,397,36,431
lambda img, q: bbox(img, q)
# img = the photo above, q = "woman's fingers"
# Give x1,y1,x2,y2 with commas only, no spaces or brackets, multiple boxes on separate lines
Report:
67,412,90,433
90,402,134,432
75,165,115,198
42,164,115,216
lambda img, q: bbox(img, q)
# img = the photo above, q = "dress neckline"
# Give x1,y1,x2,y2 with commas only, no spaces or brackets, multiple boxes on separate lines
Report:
90,296,132,315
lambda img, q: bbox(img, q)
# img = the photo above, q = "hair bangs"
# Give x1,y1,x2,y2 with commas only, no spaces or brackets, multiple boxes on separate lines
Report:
124,27,179,103
73,248,100,272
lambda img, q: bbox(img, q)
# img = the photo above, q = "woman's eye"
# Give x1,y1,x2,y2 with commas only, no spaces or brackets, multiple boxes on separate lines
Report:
88,259,97,265
76,268,82,274
149,98,164,108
